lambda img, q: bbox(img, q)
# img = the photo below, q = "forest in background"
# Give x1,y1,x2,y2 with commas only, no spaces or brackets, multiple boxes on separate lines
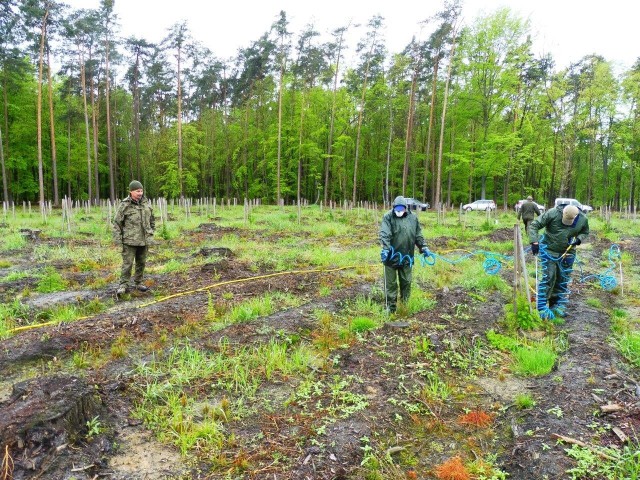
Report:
1,0,639,209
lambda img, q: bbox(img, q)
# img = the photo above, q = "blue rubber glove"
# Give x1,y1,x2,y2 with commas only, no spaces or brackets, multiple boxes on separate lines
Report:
569,238,581,246
380,249,390,263
421,246,432,258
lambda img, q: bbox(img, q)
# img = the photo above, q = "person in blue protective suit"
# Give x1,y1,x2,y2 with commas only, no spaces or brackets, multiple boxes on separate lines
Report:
528,203,589,319
379,196,433,313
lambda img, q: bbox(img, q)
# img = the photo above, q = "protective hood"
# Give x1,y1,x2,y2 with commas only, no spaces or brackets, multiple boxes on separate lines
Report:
392,196,407,208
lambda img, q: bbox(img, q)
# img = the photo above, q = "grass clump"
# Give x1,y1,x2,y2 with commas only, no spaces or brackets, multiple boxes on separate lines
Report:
222,292,299,325
486,330,520,352
513,343,557,377
0,300,29,338
616,331,640,368
350,316,377,333
514,393,536,409
486,330,557,376
36,266,67,293
0,232,27,250
135,340,318,455
586,297,602,308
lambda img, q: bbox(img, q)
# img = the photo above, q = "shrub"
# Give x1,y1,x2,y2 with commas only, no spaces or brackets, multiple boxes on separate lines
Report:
36,267,67,293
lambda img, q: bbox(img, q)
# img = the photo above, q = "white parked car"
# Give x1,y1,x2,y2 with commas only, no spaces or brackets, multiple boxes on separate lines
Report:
554,197,592,213
462,199,497,211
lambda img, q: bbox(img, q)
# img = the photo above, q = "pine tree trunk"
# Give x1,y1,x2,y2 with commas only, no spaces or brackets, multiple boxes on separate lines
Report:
402,67,417,196
177,45,183,199
385,89,393,206
423,58,439,203
0,124,7,202
105,29,115,202
67,113,71,199
435,34,456,210
37,8,49,206
78,49,92,203
277,54,284,206
46,46,59,206
90,51,100,202
352,36,375,204
297,90,305,207
324,28,345,205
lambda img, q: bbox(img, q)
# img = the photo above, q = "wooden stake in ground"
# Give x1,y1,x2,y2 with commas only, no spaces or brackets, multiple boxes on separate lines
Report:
513,225,519,316
513,224,532,313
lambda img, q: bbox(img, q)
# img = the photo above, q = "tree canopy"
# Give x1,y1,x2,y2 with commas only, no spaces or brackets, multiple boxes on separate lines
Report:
1,0,638,209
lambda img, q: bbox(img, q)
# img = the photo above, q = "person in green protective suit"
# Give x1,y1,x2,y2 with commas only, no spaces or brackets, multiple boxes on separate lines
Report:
528,203,589,318
379,196,433,313
517,195,541,232
113,180,155,295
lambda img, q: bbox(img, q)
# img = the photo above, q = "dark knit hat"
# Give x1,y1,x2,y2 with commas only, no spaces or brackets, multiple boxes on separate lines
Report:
129,180,143,191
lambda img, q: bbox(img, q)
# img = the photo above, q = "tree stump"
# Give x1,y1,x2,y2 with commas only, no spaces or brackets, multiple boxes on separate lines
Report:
0,375,102,476
19,229,41,241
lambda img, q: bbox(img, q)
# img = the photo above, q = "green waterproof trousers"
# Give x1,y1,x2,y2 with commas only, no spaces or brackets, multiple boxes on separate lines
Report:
383,264,412,312
120,244,148,287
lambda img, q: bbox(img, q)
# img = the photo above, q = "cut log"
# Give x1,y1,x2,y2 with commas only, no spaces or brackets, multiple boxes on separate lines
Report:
0,375,102,476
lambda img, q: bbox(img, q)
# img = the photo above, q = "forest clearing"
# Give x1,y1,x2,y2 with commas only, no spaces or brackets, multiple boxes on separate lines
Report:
1,203,639,479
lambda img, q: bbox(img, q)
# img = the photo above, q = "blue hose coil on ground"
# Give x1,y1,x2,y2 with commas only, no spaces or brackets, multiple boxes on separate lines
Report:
575,244,620,291
418,249,511,275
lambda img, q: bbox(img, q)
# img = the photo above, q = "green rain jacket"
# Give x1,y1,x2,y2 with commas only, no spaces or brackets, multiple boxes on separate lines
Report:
379,210,427,267
527,205,589,254
113,196,156,246
517,200,541,221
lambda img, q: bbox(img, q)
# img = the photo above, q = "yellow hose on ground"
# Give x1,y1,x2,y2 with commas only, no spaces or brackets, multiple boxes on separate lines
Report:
5,265,360,335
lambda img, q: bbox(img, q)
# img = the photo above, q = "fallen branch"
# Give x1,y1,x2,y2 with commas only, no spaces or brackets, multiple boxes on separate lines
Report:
71,464,95,472
552,434,617,461
600,403,624,414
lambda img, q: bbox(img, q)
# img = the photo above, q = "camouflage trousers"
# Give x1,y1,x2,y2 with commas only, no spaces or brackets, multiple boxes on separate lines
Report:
383,264,412,312
119,244,148,286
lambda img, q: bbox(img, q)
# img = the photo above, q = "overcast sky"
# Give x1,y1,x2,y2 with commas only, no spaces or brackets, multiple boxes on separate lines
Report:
64,0,638,72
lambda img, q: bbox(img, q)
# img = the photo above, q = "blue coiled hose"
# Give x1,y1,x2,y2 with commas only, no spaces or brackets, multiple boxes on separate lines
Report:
535,240,575,320
417,249,512,275
575,244,620,291
384,241,621,302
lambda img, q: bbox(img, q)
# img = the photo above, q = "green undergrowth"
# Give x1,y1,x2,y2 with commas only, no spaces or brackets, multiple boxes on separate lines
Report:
486,329,559,376
212,291,301,328
609,308,640,368
133,340,320,455
564,440,640,479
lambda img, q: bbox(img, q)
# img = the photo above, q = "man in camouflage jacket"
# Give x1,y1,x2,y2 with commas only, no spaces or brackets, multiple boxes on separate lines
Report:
113,180,155,294
517,195,541,232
